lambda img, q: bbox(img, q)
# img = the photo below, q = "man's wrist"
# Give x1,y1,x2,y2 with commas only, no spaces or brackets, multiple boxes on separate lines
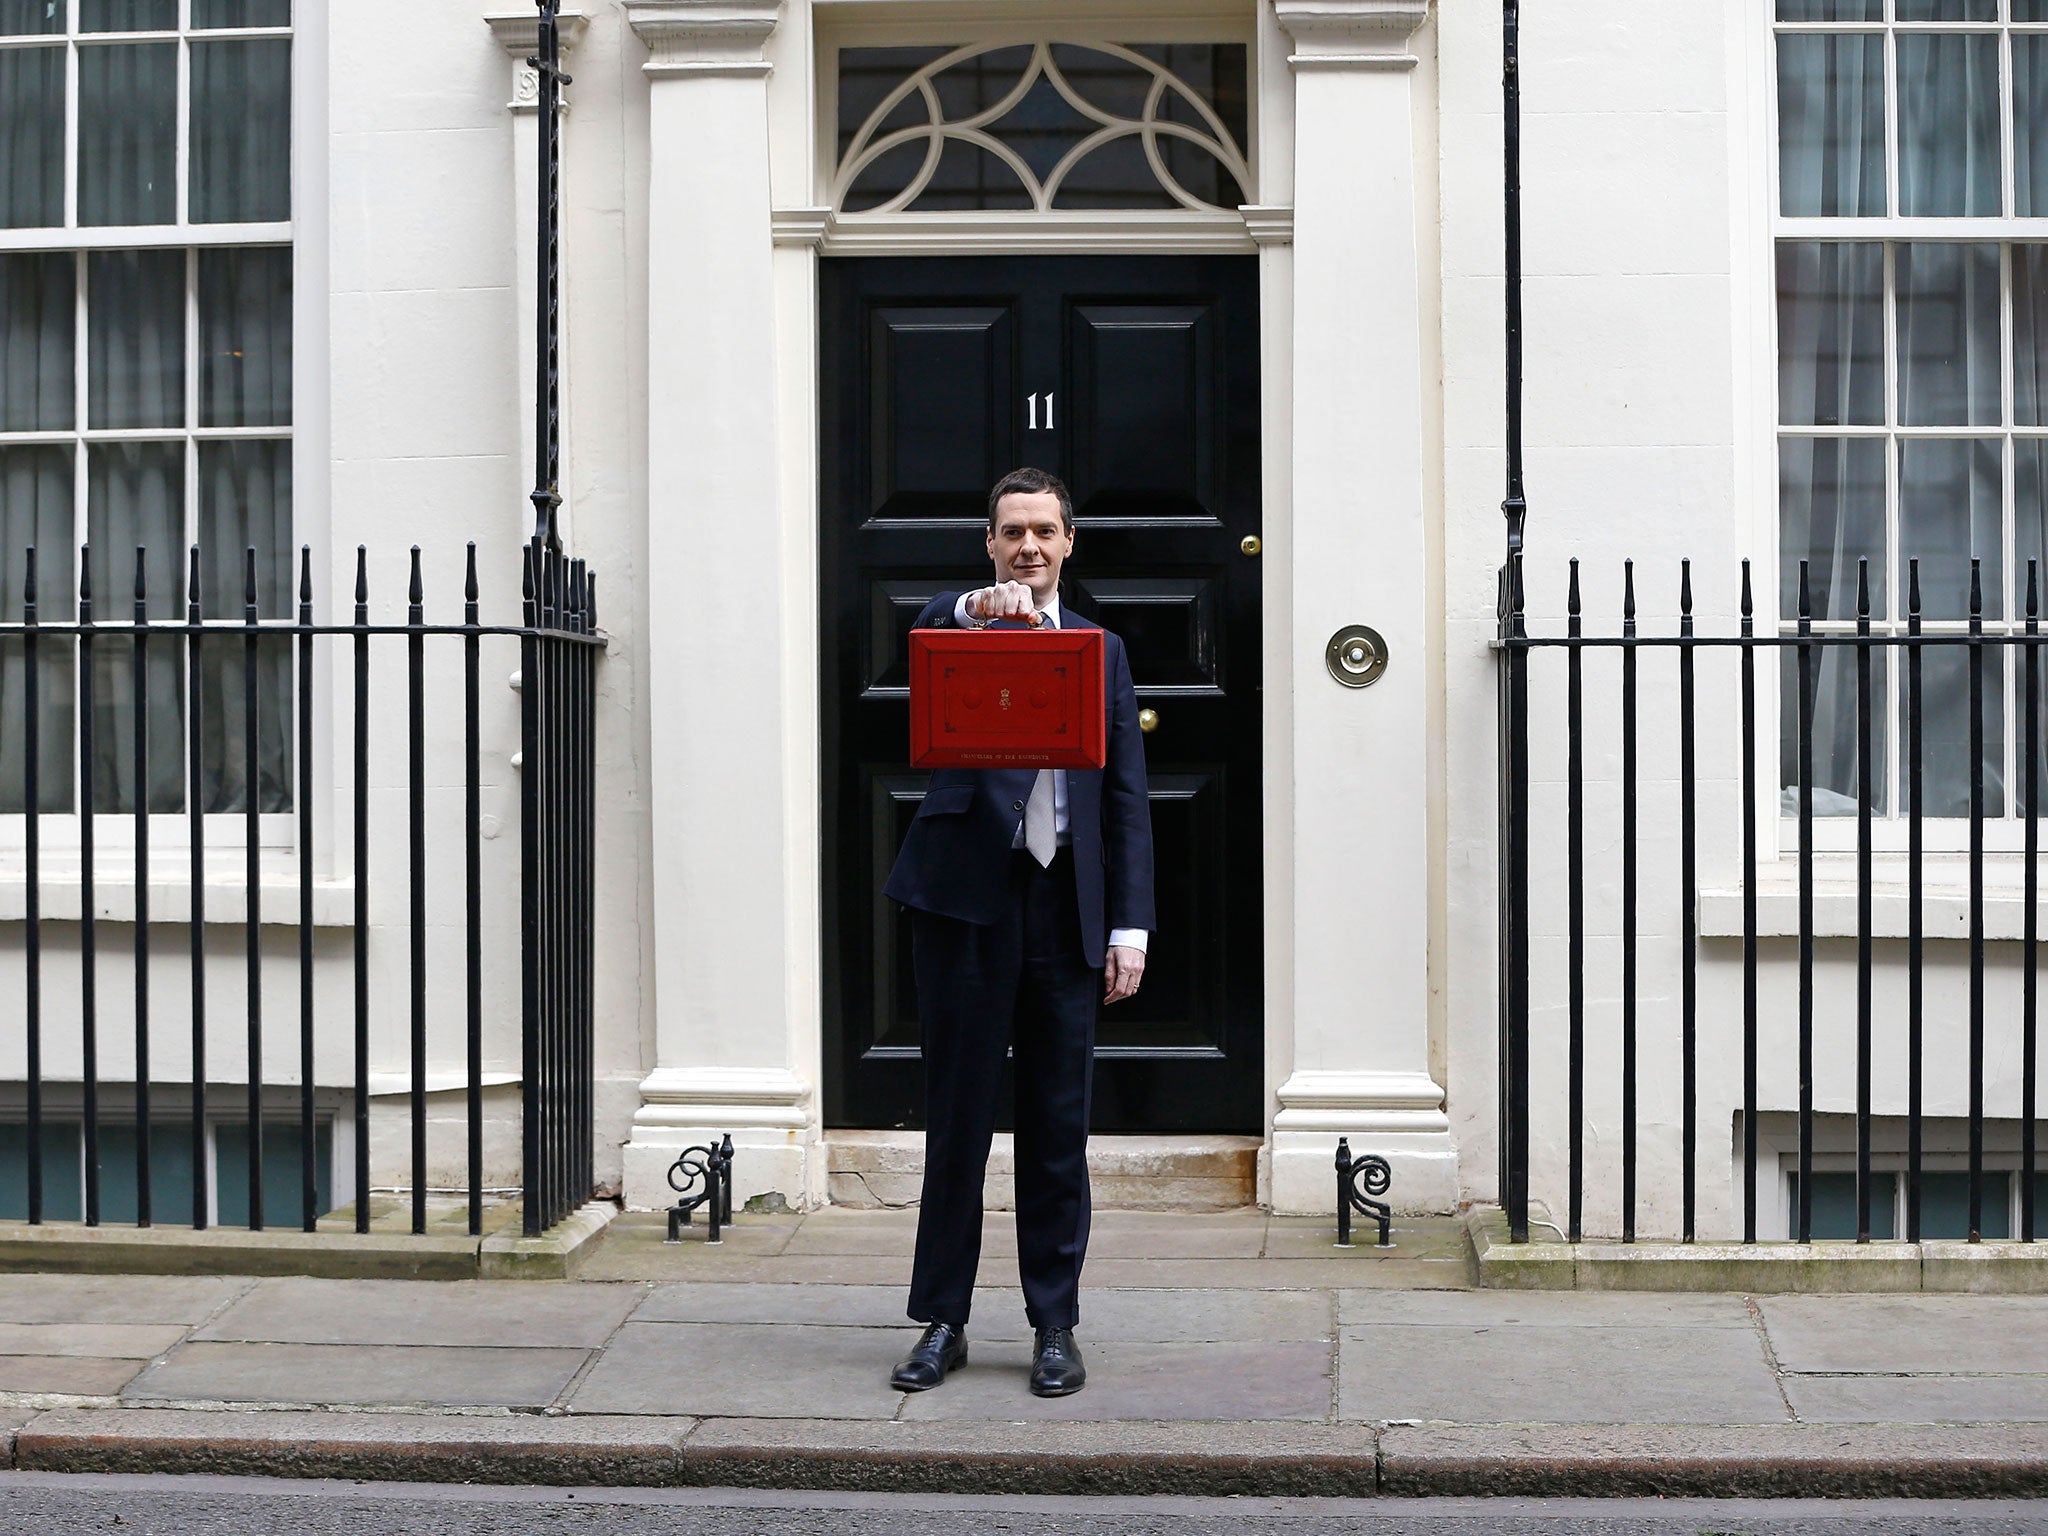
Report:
1107,928,1148,955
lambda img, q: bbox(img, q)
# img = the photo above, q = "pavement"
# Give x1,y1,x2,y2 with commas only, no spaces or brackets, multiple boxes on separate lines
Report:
0,1207,2044,1496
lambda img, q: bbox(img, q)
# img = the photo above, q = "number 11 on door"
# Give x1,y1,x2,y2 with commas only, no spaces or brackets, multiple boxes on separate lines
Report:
1027,392,1055,430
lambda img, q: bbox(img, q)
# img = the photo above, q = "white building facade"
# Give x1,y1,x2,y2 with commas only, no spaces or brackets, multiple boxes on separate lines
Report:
3,0,2045,1241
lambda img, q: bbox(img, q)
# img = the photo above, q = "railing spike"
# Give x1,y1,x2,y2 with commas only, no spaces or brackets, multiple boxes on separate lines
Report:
77,543,91,617
1971,556,1983,620
299,546,313,614
1910,556,1921,620
133,545,147,616
1798,558,1811,622
187,546,201,620
465,541,479,606
1623,558,1635,626
2030,559,2040,623
243,546,258,620
1740,557,1753,622
1857,556,1870,621
1680,557,1692,616
408,546,424,610
22,544,36,614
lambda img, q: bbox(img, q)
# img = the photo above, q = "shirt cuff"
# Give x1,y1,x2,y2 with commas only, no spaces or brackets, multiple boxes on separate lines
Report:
1107,928,1148,954
952,591,979,627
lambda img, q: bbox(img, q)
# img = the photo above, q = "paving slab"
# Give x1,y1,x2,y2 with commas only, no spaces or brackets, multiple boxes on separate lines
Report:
1785,1373,2048,1423
572,1220,807,1280
1265,1219,1470,1263
1759,1294,2048,1375
16,1407,697,1484
1083,1257,1455,1289
0,1275,247,1326
1082,1213,1267,1260
0,1357,151,1395
569,1322,903,1420
633,1282,913,1329
1336,1289,1753,1329
1377,1423,2048,1497
1337,1321,1789,1424
122,1341,591,1409
191,1277,645,1349
0,1322,189,1358
894,1339,1334,1422
676,1417,1383,1496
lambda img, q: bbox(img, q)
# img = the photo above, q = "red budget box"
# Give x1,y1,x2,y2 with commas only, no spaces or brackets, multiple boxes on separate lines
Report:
908,627,1107,770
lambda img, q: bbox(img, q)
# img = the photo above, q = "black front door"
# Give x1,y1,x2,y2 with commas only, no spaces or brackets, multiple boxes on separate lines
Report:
820,255,1262,1133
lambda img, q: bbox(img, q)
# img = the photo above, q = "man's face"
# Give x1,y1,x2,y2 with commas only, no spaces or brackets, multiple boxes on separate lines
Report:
986,490,1074,606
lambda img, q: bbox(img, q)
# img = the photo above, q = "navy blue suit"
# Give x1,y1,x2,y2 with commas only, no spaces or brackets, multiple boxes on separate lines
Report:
885,592,1154,1330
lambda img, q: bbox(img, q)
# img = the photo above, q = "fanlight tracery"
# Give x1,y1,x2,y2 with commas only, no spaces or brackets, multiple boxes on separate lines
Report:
832,41,1252,216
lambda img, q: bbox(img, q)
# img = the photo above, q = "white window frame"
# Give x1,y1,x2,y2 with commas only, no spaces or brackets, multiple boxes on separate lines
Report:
0,0,314,857
1765,0,2048,857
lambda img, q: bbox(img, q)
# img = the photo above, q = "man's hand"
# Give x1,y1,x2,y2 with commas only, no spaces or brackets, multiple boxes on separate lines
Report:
969,581,1038,623
1103,945,1145,1005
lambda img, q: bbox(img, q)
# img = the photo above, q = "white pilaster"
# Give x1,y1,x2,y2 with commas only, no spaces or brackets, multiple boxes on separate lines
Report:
1267,0,1454,1214
621,0,816,1213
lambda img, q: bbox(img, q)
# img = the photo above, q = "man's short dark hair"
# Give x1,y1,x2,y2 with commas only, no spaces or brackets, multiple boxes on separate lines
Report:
988,467,1074,532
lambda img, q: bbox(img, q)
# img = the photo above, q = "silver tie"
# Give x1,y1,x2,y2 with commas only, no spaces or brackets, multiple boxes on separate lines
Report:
1024,768,1057,868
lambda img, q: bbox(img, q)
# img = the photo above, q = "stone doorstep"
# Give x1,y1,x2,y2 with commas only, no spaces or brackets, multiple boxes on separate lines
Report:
0,1201,618,1283
1464,1206,2048,1294
9,1411,2048,1497
826,1132,1258,1213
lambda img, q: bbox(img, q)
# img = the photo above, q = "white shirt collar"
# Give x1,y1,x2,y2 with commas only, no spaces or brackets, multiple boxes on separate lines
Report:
1039,592,1062,627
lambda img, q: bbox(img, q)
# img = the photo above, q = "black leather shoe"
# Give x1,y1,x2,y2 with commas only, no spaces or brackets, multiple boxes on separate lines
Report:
1029,1326,1086,1397
890,1323,967,1391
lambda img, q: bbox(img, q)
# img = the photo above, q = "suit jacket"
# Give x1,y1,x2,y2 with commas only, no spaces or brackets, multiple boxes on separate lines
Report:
884,591,1155,968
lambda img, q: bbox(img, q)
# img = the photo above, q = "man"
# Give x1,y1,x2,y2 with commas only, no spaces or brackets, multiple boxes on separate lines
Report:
883,466,1154,1398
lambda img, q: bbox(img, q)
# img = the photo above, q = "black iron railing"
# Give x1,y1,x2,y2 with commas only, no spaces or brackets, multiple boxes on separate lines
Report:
0,537,600,1237
1498,550,2048,1247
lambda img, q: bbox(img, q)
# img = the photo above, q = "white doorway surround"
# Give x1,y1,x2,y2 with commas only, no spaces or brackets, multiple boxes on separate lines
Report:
616,0,1456,1217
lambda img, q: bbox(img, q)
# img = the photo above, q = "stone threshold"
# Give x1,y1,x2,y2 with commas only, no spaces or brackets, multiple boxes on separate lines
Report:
1466,1205,2048,1293
0,1201,617,1282
8,1409,2048,1497
825,1131,1259,1212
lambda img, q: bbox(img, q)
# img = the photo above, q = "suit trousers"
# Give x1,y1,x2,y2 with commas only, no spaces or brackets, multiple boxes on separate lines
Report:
907,848,1098,1330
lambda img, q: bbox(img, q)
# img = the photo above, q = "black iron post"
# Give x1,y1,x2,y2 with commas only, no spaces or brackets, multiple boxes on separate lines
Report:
530,0,571,550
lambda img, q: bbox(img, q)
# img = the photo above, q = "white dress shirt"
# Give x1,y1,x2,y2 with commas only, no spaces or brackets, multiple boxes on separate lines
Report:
954,588,1148,956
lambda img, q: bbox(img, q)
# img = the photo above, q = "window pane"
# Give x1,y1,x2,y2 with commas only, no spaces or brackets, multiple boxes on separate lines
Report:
836,46,947,168
1911,644,2006,817
2019,0,2048,19
193,0,290,24
1920,1170,2010,1239
0,1123,83,1222
2020,247,2048,427
1777,34,1886,217
198,438,291,813
215,1120,333,1228
78,43,176,226
85,441,184,815
199,246,291,426
2020,40,2048,218
1776,0,1881,15
1777,243,1883,426
1895,0,1995,17
93,1122,195,1226
80,0,174,28
1901,437,2003,618
1897,242,2001,427
908,138,1033,212
191,38,292,223
0,251,75,431
87,248,184,430
1780,436,1885,620
0,1,64,33
0,445,76,814
1790,1172,1897,1239
0,45,64,228
1898,34,2000,217
1780,645,1890,816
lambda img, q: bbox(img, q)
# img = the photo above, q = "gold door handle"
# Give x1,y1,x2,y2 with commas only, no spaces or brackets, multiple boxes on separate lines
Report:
1138,708,1159,733
1241,535,1262,557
